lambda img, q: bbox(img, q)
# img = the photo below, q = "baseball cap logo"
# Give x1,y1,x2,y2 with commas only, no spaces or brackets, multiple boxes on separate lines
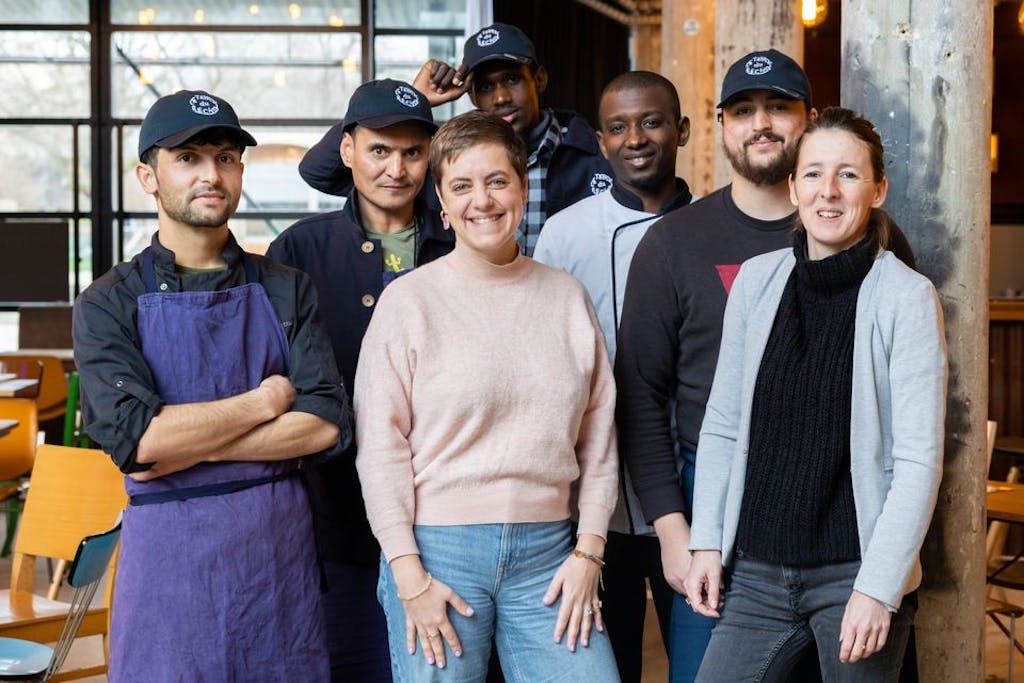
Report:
590,172,612,195
189,94,220,116
395,85,420,108
745,55,773,76
477,28,500,46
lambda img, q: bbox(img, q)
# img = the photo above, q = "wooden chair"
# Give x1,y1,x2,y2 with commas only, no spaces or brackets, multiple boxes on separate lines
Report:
0,355,68,426
985,420,1024,678
0,520,121,682
0,445,127,681
0,399,38,557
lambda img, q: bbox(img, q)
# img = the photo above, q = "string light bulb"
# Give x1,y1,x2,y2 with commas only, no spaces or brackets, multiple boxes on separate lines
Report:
801,0,828,28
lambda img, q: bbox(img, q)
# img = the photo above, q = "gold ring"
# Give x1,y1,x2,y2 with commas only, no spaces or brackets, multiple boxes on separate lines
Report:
428,633,440,639
860,644,867,652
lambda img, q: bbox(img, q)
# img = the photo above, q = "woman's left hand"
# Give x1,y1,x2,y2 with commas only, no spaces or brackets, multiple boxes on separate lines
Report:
839,590,892,663
542,542,605,652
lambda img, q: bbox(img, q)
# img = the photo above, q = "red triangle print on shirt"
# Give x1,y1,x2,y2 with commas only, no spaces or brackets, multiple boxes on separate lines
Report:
716,264,741,294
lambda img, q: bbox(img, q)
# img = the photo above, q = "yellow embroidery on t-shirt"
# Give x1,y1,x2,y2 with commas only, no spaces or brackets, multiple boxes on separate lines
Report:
384,253,403,272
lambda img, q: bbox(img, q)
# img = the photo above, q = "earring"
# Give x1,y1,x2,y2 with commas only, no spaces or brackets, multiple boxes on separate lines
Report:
440,210,450,230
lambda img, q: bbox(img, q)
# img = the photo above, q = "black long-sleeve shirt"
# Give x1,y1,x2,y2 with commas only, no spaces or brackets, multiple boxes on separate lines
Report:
73,232,351,473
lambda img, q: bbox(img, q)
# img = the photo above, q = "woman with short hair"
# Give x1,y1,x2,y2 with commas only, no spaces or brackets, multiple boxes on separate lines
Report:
355,110,621,682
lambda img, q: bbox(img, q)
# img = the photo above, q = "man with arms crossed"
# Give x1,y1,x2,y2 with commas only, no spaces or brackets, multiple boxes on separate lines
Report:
74,90,349,681
534,70,693,683
267,78,452,681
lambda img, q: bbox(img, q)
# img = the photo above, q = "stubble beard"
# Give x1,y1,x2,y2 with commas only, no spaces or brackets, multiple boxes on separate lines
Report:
161,187,236,229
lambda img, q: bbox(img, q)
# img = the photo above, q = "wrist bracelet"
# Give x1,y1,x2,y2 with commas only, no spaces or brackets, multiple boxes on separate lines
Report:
571,548,606,568
397,572,433,601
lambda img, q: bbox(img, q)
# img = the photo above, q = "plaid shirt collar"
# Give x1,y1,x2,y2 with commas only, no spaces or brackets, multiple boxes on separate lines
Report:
518,111,562,256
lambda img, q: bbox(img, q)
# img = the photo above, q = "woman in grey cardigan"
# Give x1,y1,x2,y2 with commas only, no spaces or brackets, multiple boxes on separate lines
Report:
681,107,947,682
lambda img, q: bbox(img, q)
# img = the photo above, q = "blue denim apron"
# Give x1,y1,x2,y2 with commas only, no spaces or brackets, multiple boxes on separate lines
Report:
108,249,329,682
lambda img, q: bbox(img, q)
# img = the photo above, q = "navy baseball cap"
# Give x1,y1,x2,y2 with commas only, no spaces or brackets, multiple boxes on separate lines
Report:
462,23,537,74
138,90,257,158
342,79,438,134
717,49,812,109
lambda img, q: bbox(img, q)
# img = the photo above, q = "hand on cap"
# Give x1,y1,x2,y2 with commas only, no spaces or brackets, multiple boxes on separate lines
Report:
413,60,471,107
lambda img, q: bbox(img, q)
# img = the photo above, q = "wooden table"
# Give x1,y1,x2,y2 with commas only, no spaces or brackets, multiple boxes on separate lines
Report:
0,379,39,398
0,419,16,438
989,480,1024,524
995,437,1024,459
0,348,75,373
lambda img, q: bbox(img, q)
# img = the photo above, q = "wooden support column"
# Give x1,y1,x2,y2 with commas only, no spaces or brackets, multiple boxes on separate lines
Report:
631,23,662,73
841,2,992,681
661,0,715,196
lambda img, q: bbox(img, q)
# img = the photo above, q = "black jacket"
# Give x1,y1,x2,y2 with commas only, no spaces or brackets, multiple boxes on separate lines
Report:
266,193,454,564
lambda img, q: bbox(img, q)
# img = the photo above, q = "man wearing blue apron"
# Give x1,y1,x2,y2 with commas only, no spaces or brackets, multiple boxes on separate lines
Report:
73,90,350,682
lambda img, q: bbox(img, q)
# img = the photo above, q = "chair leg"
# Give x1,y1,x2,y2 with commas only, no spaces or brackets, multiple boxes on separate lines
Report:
1011,613,1016,683
2,506,19,557
48,558,68,600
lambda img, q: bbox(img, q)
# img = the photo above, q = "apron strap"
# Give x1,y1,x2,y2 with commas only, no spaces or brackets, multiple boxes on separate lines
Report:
141,248,257,295
129,469,298,506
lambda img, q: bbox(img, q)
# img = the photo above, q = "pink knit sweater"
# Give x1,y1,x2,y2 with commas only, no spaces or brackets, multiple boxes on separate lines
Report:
354,246,619,561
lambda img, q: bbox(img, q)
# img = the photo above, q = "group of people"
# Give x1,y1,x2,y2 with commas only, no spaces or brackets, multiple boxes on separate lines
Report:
72,20,947,683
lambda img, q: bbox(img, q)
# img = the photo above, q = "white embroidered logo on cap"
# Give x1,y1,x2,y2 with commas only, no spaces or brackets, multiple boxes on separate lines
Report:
477,28,500,46
590,173,612,195
745,56,773,76
395,86,420,108
189,94,220,116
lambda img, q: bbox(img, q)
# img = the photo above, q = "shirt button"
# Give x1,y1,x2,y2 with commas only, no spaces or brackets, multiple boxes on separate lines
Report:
361,241,374,254
361,294,375,308
159,282,168,291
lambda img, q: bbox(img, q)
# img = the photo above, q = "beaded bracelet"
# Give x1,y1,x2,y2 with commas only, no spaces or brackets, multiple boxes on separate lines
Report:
571,548,606,568
397,572,433,601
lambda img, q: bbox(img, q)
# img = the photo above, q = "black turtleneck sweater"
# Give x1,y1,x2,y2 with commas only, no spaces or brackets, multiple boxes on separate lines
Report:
735,233,876,566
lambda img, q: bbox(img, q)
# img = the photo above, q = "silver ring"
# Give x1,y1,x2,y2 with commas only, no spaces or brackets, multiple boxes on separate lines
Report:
584,608,594,616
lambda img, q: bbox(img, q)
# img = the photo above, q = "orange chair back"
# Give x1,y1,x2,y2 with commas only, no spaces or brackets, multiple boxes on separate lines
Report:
0,399,38,482
14,445,127,563
0,354,68,423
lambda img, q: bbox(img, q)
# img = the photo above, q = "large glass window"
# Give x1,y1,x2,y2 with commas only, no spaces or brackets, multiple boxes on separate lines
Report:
109,0,361,26
1,0,466,307
112,32,364,119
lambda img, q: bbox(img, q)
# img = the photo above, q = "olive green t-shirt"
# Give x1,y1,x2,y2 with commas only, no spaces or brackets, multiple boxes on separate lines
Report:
365,221,417,274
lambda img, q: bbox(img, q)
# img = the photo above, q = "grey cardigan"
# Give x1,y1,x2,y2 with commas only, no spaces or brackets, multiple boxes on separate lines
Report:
689,248,947,608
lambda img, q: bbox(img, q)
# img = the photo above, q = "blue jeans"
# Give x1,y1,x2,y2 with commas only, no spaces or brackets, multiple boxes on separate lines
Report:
695,556,915,683
669,448,715,682
378,521,620,682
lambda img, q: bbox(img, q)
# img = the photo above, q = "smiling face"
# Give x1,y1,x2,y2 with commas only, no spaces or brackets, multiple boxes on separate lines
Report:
137,140,243,231
789,128,888,260
597,84,689,210
341,122,431,229
437,142,527,264
720,90,809,186
469,62,546,135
